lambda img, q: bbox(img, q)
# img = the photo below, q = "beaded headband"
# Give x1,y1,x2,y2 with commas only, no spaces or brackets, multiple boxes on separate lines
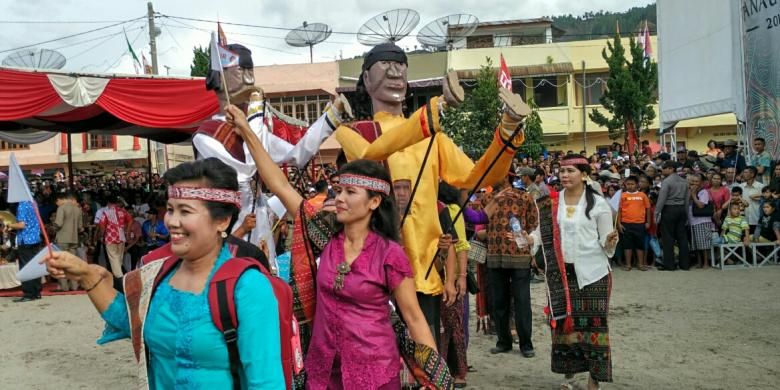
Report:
168,186,241,208
338,174,391,195
560,157,589,166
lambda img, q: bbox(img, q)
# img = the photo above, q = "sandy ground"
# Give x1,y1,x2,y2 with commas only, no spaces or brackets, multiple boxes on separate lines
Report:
1,266,779,389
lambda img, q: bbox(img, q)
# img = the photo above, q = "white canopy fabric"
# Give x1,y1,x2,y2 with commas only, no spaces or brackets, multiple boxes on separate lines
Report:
657,0,746,128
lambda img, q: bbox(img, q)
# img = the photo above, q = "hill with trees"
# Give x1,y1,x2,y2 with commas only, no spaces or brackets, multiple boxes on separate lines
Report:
550,3,656,41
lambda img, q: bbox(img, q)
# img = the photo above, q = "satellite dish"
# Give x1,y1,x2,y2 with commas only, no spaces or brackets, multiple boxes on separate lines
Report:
357,9,420,46
285,21,332,63
2,48,66,70
417,14,479,51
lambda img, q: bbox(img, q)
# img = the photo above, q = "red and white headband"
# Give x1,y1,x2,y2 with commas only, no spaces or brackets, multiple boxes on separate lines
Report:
338,174,391,195
168,186,241,208
560,157,589,166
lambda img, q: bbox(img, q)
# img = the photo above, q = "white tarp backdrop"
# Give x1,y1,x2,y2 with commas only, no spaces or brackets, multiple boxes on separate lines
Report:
657,0,746,128
742,0,780,157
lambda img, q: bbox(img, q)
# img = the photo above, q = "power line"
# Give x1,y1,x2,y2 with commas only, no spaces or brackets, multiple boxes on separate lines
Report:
102,24,146,73
0,16,146,55
163,20,302,56
68,27,144,62
161,13,655,40
0,19,135,24
51,21,145,51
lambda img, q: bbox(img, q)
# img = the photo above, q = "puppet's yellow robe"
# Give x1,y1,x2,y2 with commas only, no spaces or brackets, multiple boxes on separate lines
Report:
336,97,524,295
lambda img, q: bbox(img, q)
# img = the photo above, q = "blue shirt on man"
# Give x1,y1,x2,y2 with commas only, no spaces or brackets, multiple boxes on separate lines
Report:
16,201,41,245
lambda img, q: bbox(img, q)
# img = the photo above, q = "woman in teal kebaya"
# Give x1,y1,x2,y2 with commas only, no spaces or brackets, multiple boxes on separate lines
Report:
46,158,285,389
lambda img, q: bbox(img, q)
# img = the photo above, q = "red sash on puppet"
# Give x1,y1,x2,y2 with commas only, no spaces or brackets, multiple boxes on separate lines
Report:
346,120,392,173
195,120,247,161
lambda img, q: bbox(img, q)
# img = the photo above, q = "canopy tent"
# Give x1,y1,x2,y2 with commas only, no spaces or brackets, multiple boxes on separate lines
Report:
0,67,220,143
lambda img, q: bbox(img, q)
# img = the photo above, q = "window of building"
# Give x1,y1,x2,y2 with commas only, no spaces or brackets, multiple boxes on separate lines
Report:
575,72,609,106
270,95,333,124
307,103,319,122
294,103,306,122
0,141,29,151
510,80,527,101
87,134,113,149
493,34,512,47
532,76,562,107
466,35,494,49
283,104,293,118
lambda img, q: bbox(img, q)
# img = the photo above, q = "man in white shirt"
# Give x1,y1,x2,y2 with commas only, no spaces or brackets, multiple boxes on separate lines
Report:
739,166,765,231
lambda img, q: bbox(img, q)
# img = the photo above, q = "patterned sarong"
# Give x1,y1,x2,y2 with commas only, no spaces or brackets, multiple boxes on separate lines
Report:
394,314,455,390
538,193,570,327
439,296,467,380
550,264,613,382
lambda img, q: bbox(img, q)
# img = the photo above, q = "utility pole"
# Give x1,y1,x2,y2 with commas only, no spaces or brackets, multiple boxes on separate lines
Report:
147,2,158,74
147,2,162,183
581,61,587,154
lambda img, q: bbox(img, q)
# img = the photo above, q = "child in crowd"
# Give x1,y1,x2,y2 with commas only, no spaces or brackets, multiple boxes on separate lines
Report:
729,186,747,214
753,202,780,244
758,187,776,222
617,176,651,271
721,203,750,265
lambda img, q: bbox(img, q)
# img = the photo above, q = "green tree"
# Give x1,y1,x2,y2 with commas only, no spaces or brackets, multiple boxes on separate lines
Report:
441,58,501,160
589,32,658,143
190,45,209,77
441,58,545,160
519,98,544,160
442,57,544,160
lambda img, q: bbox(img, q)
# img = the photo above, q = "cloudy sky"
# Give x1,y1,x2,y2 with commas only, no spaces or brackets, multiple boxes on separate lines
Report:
0,0,654,75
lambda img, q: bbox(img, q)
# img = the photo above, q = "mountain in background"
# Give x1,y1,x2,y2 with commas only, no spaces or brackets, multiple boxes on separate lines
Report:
549,3,656,41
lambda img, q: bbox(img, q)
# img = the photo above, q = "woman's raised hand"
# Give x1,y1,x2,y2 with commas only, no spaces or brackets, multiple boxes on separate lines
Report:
225,104,251,135
42,250,91,282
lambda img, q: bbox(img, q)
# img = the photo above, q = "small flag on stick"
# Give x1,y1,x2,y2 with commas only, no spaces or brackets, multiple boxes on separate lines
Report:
209,31,239,104
8,153,54,281
124,27,142,74
498,53,512,92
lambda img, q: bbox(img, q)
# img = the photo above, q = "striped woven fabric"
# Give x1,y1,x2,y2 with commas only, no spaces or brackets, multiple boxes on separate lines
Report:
393,315,454,390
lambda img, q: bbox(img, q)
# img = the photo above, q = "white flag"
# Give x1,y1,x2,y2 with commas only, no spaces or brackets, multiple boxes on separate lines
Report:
7,153,33,203
17,244,59,282
210,32,239,73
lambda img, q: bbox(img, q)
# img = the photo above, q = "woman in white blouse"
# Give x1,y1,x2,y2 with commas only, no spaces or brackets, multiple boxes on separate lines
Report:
550,154,618,390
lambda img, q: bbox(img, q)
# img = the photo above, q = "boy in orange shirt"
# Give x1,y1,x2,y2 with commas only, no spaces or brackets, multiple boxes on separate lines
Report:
617,176,652,271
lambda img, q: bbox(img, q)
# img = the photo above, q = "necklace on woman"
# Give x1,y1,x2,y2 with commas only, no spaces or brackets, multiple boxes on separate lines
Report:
334,261,351,290
566,205,576,218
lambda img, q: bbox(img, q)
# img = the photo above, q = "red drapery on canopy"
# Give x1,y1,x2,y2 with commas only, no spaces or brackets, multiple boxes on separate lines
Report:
96,77,219,128
0,69,62,121
0,67,220,142
0,67,311,144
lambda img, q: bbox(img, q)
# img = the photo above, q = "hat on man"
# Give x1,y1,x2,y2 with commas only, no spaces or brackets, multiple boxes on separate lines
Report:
517,167,536,177
361,42,408,72
662,160,679,170
599,170,620,180
723,139,738,147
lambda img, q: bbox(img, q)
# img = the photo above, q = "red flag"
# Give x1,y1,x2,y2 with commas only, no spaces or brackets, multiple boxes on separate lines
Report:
498,54,512,91
218,22,228,46
643,21,652,58
141,53,152,74
626,120,638,155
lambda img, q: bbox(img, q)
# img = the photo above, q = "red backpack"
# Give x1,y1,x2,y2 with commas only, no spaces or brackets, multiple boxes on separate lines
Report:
149,246,301,390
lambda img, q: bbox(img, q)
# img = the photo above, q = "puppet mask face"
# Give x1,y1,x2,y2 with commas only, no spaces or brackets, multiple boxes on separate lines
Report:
363,61,408,108
223,66,256,104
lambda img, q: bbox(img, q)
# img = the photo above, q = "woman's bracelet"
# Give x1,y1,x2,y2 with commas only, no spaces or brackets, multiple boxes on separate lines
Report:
83,273,107,292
